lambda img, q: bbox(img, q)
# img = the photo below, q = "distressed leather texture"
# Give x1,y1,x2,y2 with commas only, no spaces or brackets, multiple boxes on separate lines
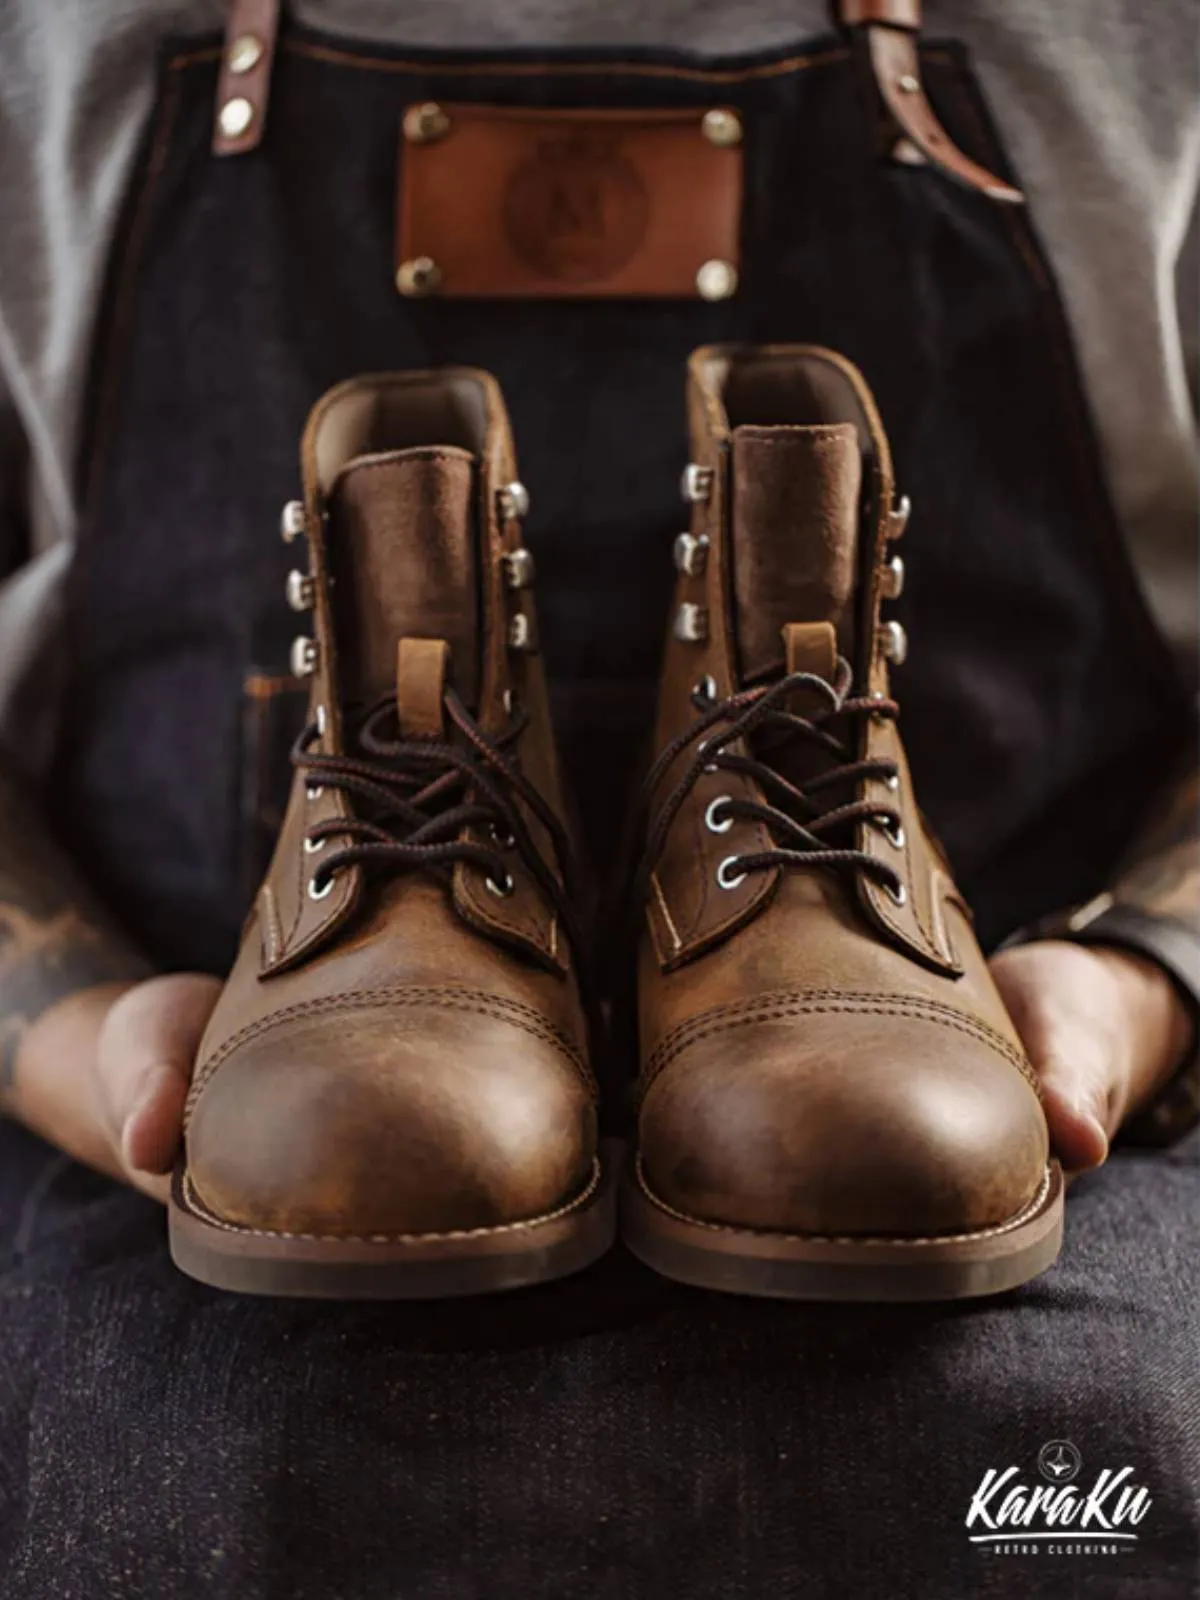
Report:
396,104,743,298
636,344,1049,1237
732,423,862,679
184,369,596,1239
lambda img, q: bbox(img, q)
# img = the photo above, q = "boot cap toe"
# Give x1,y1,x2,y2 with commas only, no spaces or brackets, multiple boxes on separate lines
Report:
187,996,595,1238
639,1005,1048,1238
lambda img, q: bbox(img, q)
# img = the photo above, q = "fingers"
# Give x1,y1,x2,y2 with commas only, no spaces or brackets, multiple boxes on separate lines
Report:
1025,1049,1112,1174
990,944,1127,1173
7,982,142,1186
94,974,222,1201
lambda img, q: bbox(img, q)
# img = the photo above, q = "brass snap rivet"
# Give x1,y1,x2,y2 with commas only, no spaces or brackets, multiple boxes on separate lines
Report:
696,259,738,301
403,102,451,144
701,108,743,148
395,256,443,297
218,96,254,140
227,33,264,75
897,74,920,94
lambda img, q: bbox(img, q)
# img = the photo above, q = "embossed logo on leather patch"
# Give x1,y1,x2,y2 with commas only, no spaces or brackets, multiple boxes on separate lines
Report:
502,135,650,283
396,105,743,300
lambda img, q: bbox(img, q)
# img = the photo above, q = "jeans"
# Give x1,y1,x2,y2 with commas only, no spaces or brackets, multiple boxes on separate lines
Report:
0,1117,1195,1599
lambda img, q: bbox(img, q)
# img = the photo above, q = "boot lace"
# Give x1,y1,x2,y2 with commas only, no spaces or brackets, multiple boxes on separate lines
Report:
630,660,906,912
292,687,586,962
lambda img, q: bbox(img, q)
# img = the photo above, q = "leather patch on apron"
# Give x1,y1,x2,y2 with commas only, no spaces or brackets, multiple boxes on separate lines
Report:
395,104,743,299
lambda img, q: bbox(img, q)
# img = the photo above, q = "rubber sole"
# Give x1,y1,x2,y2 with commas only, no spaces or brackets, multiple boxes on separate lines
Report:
621,1157,1065,1302
169,1151,617,1299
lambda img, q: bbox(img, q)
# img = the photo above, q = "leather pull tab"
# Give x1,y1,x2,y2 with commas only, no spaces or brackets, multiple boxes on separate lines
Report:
784,621,838,684
212,0,281,156
835,0,1024,204
396,638,449,739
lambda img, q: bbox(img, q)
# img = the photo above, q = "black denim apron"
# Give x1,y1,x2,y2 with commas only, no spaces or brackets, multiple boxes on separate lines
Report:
55,17,1187,977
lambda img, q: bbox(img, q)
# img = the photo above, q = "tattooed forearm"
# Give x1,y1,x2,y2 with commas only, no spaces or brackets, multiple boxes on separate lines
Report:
0,767,150,1105
1112,760,1199,927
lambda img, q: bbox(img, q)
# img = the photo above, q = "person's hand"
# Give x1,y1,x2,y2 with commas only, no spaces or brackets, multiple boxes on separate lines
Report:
990,940,1194,1171
6,973,221,1201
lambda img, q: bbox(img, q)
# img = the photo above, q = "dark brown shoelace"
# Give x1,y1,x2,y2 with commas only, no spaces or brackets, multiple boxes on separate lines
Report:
630,660,906,913
291,687,587,964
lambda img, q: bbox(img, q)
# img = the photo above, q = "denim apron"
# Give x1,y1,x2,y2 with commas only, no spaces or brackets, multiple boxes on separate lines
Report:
7,24,1199,1595
52,12,1187,976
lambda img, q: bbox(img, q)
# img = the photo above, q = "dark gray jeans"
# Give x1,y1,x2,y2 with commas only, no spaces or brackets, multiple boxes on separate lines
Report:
0,1117,1195,1600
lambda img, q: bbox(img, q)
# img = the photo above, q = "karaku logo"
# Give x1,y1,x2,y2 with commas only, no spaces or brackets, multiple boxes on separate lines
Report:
965,1441,1152,1558
502,135,649,284
1037,1440,1081,1484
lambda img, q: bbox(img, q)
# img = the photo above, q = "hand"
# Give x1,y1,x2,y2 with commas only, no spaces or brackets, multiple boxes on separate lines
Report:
990,940,1194,1171
6,973,221,1202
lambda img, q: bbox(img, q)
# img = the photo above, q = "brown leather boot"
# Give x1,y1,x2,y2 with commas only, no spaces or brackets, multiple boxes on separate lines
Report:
170,369,613,1297
622,345,1063,1301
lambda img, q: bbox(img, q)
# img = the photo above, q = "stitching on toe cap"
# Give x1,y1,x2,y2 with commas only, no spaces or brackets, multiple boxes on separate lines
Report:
187,985,593,1128
642,988,1036,1094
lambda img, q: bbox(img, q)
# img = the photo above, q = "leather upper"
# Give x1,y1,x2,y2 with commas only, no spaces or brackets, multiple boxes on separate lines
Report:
636,345,1049,1238
185,370,596,1238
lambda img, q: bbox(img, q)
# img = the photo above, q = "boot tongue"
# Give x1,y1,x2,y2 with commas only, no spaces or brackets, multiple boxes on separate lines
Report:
326,446,478,708
730,422,862,683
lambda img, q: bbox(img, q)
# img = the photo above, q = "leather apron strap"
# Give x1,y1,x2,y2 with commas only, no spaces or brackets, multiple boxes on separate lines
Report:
835,0,1024,203
212,0,1022,204
212,0,281,155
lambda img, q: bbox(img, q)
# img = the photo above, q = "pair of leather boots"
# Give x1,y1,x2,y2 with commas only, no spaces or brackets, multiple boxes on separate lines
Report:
170,346,1063,1302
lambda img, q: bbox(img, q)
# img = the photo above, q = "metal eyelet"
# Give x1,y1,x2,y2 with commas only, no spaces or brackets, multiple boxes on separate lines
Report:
715,856,747,891
696,736,721,775
489,823,515,849
314,704,327,737
887,494,912,540
884,772,901,793
308,873,334,901
674,602,708,643
881,554,905,600
286,569,314,612
880,620,908,666
508,613,536,652
305,781,325,801
281,500,306,542
680,463,714,504
673,532,709,577
486,870,515,898
502,688,517,716
290,635,319,678
705,796,734,835
303,835,325,855
884,879,908,907
502,548,536,590
879,815,905,849
693,675,718,704
497,481,530,522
